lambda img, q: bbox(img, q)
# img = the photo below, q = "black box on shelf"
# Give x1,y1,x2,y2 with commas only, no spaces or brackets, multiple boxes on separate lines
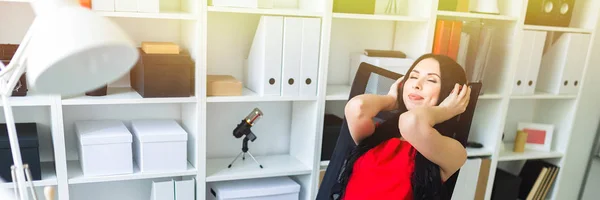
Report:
321,114,343,161
0,123,41,182
130,48,194,98
491,168,522,200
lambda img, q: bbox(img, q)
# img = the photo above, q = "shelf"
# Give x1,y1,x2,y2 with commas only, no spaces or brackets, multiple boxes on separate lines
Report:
437,10,517,21
478,93,503,100
326,85,350,101
61,87,197,105
510,91,577,100
0,0,28,2
498,147,563,161
0,162,57,188
466,147,494,157
67,160,197,184
95,11,198,20
320,160,329,169
332,13,428,22
206,154,312,182
523,25,593,34
6,94,53,107
207,87,317,102
207,6,323,17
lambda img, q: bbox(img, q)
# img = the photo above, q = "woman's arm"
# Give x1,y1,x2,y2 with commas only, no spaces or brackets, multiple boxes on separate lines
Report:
398,84,471,181
345,94,396,144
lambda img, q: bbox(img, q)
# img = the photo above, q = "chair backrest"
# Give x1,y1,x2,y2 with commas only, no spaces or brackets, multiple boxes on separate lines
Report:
316,62,482,200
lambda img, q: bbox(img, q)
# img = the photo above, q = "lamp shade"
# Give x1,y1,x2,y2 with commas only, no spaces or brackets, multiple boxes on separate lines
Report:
26,6,138,96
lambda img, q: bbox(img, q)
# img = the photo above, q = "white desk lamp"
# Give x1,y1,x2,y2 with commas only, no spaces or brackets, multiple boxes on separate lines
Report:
1,0,139,199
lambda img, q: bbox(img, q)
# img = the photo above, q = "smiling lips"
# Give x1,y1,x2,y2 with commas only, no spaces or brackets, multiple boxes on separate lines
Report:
408,93,424,101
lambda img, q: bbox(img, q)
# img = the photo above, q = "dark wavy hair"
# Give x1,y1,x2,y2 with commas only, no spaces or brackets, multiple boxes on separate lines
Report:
338,54,467,200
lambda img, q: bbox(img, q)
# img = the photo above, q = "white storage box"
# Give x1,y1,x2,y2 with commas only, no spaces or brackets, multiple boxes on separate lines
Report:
75,120,133,177
208,176,300,200
130,119,188,172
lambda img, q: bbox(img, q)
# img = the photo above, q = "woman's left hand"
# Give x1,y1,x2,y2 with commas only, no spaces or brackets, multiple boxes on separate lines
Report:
439,83,471,118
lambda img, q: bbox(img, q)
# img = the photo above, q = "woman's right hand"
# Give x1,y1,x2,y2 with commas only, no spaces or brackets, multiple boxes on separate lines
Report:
385,78,403,111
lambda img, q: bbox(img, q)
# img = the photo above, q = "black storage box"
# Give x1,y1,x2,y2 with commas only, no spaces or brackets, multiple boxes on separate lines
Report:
321,114,343,161
491,168,522,200
0,123,41,182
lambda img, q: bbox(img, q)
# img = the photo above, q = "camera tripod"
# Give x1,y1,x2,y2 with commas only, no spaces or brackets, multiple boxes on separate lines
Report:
228,136,263,169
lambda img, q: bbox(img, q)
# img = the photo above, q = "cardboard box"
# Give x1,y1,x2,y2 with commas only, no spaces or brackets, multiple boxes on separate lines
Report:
207,75,242,96
130,48,194,98
142,42,180,54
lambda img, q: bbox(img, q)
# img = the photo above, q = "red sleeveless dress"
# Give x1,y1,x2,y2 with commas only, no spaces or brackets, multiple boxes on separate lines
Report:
343,138,416,200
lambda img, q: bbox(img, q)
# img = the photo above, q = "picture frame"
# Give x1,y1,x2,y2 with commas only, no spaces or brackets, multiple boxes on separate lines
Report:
517,122,554,152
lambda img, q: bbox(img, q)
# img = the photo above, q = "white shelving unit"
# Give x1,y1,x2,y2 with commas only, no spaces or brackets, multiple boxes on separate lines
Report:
1,0,599,200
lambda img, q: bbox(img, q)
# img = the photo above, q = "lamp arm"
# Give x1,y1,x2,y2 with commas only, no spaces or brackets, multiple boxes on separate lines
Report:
0,17,36,200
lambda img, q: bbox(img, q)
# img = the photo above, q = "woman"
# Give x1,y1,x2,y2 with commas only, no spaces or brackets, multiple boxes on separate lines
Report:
339,54,471,200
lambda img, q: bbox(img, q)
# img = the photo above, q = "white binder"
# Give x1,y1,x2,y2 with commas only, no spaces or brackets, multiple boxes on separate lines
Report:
524,30,547,95
513,30,546,95
92,0,115,11
539,33,591,95
281,17,303,97
246,16,284,96
451,158,482,200
565,33,590,94
299,17,321,97
175,179,195,200
115,0,137,12
151,179,175,200
138,0,159,13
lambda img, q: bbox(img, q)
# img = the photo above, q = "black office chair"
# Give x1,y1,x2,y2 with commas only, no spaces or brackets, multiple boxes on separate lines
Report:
316,62,482,200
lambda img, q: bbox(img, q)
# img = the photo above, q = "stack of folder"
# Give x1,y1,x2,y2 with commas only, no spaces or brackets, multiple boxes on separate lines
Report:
245,16,321,97
432,20,493,88
518,160,560,200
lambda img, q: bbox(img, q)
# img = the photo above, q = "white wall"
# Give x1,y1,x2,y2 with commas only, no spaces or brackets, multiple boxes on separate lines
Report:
556,14,600,200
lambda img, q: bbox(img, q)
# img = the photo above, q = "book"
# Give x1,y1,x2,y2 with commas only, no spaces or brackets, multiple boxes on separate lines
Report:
363,49,406,58
518,160,560,200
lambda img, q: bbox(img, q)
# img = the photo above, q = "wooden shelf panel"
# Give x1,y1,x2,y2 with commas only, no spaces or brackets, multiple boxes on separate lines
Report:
510,91,577,100
206,154,312,182
466,147,494,157
6,94,53,107
96,11,198,20
207,87,317,102
437,11,517,21
207,6,323,17
62,87,196,105
325,84,350,101
332,13,428,22
498,148,563,161
523,25,593,34
0,162,57,188
0,0,29,2
67,160,197,184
